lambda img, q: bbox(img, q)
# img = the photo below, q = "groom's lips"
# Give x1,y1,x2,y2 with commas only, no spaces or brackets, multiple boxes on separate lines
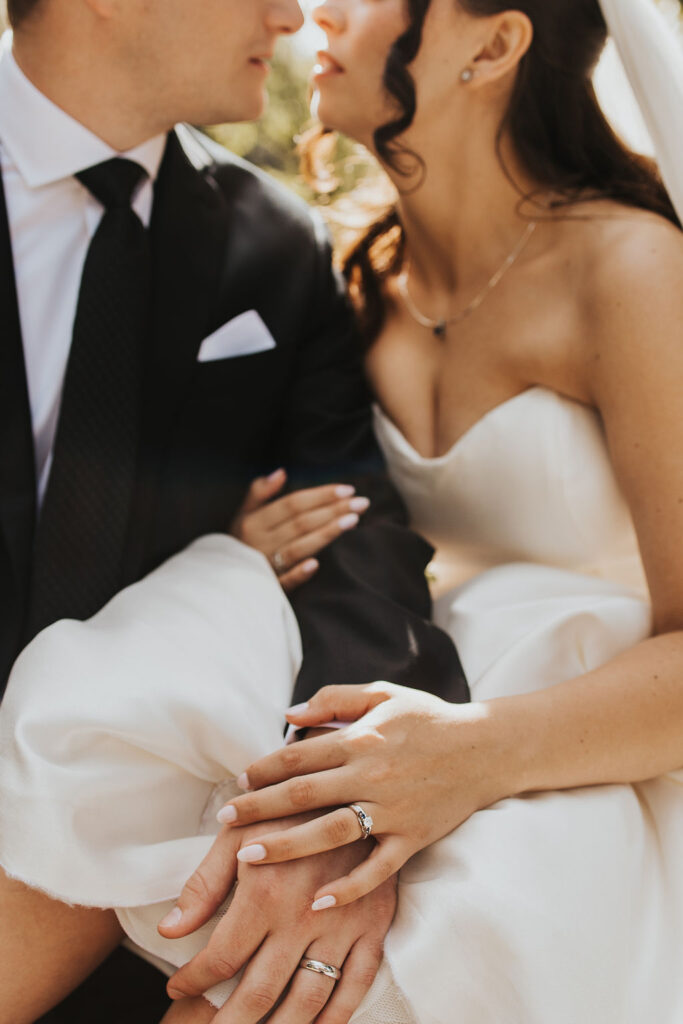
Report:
248,54,274,73
313,50,345,79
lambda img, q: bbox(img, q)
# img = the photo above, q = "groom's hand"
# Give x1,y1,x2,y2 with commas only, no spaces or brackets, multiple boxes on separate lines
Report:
159,815,396,1023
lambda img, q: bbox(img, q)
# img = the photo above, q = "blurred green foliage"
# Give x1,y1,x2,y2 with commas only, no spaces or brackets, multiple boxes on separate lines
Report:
2,1,680,212
205,42,378,210
207,44,314,196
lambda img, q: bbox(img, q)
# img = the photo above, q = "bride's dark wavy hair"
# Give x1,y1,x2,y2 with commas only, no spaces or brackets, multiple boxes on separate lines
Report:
323,0,680,342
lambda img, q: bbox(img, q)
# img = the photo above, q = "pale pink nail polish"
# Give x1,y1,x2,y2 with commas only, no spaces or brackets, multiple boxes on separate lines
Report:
349,496,370,513
159,906,183,929
237,772,250,791
286,702,310,716
237,844,267,863
312,895,337,911
216,804,237,824
268,468,285,482
335,485,355,498
338,513,360,530
302,559,318,574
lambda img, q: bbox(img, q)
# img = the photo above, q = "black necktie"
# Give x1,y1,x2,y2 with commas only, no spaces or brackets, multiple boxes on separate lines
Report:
26,158,150,638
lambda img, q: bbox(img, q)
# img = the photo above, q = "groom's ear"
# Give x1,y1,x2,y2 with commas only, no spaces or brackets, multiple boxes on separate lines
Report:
469,11,533,88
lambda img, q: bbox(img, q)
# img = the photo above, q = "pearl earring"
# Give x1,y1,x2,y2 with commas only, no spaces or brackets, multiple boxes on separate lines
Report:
460,68,474,83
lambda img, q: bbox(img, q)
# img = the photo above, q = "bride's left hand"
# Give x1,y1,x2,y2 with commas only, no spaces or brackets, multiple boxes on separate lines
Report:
216,682,510,908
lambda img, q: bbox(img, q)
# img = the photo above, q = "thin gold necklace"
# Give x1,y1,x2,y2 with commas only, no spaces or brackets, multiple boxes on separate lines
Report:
396,220,538,338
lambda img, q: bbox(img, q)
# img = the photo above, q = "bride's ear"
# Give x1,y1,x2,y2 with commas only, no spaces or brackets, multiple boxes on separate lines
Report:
467,12,533,88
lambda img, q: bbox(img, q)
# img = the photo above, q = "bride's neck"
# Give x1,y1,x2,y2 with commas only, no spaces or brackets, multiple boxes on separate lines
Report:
392,130,543,296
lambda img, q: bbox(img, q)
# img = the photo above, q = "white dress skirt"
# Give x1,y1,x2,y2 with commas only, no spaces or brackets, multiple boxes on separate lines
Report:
1,387,682,1022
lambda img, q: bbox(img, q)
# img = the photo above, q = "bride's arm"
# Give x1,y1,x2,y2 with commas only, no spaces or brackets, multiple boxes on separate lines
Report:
172,219,683,910
487,217,683,794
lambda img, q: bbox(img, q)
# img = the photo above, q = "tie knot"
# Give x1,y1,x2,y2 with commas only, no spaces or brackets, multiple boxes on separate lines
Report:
76,158,147,211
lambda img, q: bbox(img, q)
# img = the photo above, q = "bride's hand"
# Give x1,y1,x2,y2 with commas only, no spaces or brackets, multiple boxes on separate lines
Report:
214,683,510,908
230,469,370,591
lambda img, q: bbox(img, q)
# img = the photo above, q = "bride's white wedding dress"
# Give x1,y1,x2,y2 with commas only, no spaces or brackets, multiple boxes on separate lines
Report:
1,386,682,1022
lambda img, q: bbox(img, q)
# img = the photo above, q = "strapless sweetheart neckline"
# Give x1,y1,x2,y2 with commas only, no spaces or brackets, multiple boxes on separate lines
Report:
373,381,645,588
373,385,589,464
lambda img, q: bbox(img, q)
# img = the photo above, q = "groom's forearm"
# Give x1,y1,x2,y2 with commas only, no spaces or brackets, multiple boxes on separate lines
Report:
279,231,468,709
289,520,468,707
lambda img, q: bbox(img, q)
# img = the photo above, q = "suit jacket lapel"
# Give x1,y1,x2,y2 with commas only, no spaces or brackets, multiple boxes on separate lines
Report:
121,128,230,580
0,170,36,608
150,128,228,416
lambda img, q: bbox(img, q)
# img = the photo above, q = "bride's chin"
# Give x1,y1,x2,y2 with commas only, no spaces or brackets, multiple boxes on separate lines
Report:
310,93,352,138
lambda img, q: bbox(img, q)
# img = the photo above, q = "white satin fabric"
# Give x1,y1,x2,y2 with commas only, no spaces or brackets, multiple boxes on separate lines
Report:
362,389,683,1024
0,536,305,1007
1,388,683,1021
598,0,683,222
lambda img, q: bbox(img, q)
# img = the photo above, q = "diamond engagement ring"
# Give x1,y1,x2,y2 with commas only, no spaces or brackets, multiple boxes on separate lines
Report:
349,803,374,840
299,957,342,981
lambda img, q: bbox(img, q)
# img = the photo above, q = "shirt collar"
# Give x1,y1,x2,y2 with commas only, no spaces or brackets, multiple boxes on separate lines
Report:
0,31,166,189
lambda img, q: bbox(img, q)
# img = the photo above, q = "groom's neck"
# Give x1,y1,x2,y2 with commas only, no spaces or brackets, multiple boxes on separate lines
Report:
12,19,175,153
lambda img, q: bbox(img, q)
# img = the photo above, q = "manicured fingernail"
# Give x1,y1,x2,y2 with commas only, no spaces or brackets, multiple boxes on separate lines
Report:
349,496,370,513
312,895,337,911
335,485,355,498
237,844,267,863
237,772,251,791
268,468,285,482
302,559,319,574
338,513,360,530
159,906,183,929
286,702,310,716
216,804,237,824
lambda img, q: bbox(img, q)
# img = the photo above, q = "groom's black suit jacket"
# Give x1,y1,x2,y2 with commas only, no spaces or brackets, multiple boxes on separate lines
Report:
0,125,467,704
2,126,467,1023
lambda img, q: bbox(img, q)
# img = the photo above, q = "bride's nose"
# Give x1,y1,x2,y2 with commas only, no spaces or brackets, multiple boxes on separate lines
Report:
313,1,346,34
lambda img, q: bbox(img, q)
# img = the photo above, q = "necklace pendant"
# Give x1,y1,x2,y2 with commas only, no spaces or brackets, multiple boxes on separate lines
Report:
433,321,447,339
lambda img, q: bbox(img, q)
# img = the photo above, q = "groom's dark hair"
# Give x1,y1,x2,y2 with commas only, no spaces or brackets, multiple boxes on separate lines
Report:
6,0,41,27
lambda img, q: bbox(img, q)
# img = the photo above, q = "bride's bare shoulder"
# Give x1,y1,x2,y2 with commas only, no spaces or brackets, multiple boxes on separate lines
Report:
562,197,678,271
565,200,682,350
563,200,682,403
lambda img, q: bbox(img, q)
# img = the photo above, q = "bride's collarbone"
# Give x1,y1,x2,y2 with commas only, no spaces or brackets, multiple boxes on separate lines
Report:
365,213,662,457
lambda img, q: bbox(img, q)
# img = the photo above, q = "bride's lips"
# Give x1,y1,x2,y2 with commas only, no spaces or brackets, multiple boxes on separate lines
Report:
312,50,345,80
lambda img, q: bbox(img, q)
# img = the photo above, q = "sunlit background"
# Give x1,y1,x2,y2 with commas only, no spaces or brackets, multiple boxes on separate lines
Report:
209,0,682,206
0,0,681,201
294,0,683,154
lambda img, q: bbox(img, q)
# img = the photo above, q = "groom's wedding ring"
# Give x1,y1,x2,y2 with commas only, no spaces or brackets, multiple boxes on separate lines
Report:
349,803,374,840
299,957,342,981
272,550,286,573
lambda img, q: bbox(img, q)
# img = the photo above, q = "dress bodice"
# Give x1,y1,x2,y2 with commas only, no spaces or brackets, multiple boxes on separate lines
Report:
373,386,647,592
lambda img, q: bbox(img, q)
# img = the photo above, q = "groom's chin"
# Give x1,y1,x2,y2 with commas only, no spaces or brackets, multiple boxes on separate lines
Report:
188,78,270,130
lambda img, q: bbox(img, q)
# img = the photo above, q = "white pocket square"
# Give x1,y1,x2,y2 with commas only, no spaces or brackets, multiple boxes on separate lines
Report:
197,310,276,362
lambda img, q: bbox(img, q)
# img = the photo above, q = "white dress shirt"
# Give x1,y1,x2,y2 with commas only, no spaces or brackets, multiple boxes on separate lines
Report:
0,31,166,506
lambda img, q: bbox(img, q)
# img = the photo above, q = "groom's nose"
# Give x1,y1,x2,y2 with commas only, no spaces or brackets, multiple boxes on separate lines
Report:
266,0,306,35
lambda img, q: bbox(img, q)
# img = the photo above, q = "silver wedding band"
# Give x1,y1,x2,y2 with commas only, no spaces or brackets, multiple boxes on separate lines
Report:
299,957,342,981
349,802,374,840
272,550,286,573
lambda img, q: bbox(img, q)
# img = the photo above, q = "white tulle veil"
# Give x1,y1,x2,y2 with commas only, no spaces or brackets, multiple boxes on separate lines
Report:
596,0,683,222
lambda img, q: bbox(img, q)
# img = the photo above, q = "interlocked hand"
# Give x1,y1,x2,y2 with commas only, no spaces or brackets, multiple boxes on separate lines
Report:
159,813,396,1023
